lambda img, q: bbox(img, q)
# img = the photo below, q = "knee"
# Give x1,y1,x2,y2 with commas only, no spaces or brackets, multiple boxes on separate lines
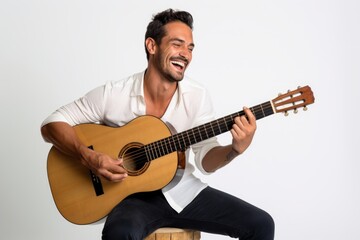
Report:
102,221,143,240
102,225,127,240
252,210,275,239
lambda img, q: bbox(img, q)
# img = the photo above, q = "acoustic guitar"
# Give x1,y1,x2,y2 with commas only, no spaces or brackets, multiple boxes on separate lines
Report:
47,86,315,224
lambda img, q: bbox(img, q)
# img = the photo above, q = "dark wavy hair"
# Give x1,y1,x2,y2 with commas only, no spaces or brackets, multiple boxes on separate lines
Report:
144,9,193,60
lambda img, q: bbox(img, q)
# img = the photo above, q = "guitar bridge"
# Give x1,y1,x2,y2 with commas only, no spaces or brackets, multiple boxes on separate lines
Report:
89,170,104,196
88,145,104,196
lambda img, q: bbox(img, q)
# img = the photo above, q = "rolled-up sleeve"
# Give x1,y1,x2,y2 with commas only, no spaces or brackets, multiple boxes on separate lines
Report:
41,84,107,127
190,87,220,175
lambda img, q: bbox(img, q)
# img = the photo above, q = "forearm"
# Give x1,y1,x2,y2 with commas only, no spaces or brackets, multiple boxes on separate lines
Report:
202,145,240,173
41,122,128,181
202,107,257,173
41,121,89,159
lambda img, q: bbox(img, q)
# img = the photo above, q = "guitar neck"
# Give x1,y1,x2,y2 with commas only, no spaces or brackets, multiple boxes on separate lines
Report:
144,101,274,161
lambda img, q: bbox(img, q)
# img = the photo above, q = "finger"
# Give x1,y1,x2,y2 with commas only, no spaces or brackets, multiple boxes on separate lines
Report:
101,170,128,182
231,122,246,139
243,107,256,125
232,117,241,134
239,115,249,127
108,158,128,174
97,157,128,182
115,157,124,164
109,164,127,174
100,162,127,181
234,116,248,131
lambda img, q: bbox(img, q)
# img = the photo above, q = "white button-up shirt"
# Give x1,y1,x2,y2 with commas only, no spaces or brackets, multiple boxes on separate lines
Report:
42,70,220,212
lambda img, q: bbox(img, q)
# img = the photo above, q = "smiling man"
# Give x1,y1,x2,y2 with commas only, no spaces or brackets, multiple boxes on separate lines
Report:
41,9,274,240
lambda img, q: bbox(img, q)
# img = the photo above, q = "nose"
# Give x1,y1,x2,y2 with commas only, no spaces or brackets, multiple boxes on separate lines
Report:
179,46,192,62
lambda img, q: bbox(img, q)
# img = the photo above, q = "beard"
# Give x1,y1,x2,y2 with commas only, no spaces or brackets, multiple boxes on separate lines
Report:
155,52,187,83
163,69,184,83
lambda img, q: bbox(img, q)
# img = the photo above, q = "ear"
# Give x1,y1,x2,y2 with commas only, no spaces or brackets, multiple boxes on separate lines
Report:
145,37,157,56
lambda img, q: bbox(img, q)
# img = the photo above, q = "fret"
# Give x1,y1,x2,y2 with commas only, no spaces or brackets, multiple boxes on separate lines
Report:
224,119,228,131
174,134,185,150
197,126,203,142
264,102,273,116
203,123,209,139
182,132,189,147
181,133,186,150
188,129,195,145
148,142,155,160
250,107,256,117
166,137,173,154
171,135,177,150
159,140,165,156
191,128,197,142
231,112,239,122
210,121,216,137
252,106,261,119
219,118,225,132
150,142,155,159
216,120,222,135
172,136,177,152
196,128,201,142
222,117,228,131
156,141,161,158
259,102,273,119
152,143,157,159
161,139,166,156
156,141,162,158
181,134,186,150
155,141,160,157
259,104,265,117
191,128,196,143
162,138,167,155
225,116,232,131
144,144,150,161
142,101,274,160
191,130,196,144
186,130,192,148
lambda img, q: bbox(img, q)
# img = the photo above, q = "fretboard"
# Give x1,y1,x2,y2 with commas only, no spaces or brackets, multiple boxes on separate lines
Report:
144,101,274,161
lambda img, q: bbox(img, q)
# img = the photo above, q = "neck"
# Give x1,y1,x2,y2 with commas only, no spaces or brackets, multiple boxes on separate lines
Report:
143,69,178,117
144,68,177,102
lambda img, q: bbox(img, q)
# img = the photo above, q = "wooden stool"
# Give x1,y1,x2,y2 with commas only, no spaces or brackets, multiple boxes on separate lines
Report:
145,227,201,240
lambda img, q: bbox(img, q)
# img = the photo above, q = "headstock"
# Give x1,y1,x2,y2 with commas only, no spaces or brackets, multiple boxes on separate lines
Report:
272,86,315,116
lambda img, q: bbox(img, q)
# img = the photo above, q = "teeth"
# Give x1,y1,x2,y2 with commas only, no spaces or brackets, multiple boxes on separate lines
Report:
171,61,185,67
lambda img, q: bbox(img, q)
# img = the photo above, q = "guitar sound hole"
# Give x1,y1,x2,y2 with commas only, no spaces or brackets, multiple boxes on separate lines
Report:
119,142,149,176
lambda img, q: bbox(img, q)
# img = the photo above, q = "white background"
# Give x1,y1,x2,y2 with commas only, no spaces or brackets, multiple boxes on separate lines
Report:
1,0,359,239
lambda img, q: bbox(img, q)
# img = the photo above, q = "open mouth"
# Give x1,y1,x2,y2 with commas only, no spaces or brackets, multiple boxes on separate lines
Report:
171,60,186,71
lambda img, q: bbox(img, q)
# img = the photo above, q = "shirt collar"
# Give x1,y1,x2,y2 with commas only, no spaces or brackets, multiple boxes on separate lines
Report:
130,69,192,106
130,70,145,98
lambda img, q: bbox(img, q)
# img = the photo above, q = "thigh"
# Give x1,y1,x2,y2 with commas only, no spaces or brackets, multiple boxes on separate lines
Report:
175,187,275,240
102,190,176,240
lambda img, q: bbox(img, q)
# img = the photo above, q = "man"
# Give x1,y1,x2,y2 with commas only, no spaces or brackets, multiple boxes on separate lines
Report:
41,9,274,240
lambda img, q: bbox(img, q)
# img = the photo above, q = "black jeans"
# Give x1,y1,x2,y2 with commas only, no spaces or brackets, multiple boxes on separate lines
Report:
102,187,274,240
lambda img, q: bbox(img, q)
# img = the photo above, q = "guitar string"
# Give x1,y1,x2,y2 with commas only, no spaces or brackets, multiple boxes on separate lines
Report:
121,87,312,166
120,102,273,166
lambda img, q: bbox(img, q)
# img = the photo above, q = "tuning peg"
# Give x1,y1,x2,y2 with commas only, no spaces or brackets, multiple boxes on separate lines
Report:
278,93,282,97
303,106,308,111
298,86,301,89
294,109,298,114
284,111,289,116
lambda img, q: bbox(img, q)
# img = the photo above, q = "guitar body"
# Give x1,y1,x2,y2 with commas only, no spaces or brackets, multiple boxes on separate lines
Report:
47,116,179,225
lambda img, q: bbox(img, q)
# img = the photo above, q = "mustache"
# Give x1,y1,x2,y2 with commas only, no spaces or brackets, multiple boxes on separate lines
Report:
170,56,189,65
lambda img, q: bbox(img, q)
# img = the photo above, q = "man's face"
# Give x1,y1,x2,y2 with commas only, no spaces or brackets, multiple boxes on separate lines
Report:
154,21,194,82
